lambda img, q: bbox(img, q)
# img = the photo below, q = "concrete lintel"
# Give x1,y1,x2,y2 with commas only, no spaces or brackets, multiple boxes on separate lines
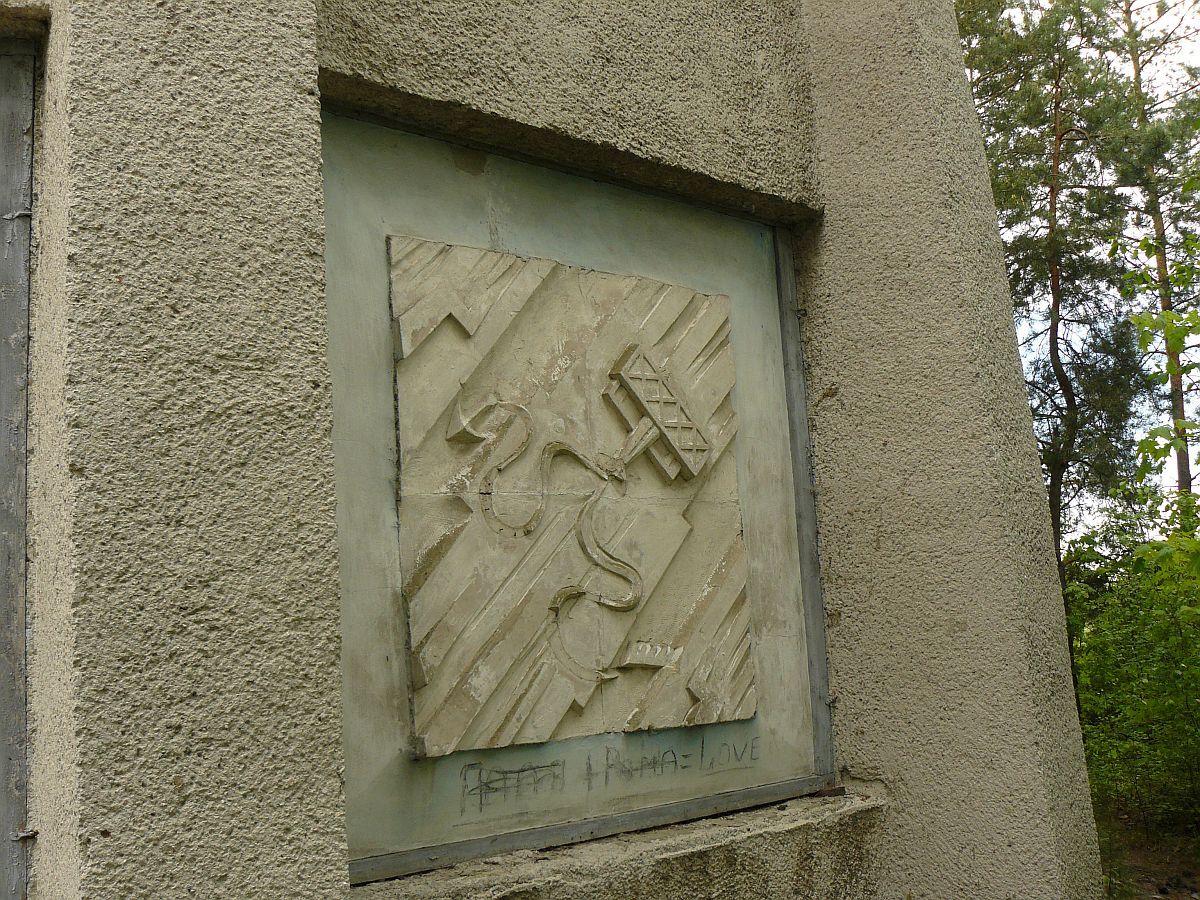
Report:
319,71,822,227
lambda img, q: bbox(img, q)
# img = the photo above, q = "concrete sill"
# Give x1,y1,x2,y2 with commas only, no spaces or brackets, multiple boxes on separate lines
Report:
355,792,886,900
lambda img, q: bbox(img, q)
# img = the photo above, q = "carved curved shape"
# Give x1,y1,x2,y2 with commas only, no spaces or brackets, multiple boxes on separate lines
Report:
480,431,618,539
390,234,756,757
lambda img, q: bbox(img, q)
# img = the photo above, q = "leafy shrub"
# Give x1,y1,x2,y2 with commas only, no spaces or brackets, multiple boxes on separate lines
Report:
1067,492,1200,833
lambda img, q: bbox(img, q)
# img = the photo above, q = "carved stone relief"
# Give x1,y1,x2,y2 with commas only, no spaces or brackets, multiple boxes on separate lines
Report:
389,234,757,759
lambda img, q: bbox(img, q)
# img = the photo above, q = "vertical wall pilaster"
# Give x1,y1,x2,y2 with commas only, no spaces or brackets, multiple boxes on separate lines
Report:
27,2,346,894
798,1,1101,896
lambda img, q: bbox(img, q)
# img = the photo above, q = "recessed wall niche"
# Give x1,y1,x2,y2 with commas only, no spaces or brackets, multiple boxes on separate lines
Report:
322,112,831,883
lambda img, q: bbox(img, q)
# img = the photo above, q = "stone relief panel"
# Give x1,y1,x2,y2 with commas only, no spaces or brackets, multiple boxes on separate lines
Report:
389,234,757,759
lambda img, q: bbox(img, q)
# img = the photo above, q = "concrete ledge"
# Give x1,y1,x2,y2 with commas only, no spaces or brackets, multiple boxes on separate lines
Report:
356,792,885,899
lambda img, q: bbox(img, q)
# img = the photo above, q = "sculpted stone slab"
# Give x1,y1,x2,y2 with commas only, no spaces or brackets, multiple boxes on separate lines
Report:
389,235,757,758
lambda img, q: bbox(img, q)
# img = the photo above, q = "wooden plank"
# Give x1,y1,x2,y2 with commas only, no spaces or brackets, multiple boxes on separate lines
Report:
773,227,837,778
0,39,34,900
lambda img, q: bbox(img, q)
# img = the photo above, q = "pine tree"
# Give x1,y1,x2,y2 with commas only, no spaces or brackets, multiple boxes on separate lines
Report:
1095,0,1200,494
958,0,1150,570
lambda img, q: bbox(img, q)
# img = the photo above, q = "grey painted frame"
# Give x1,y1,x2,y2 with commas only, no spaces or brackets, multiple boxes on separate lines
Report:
344,217,834,885
774,229,836,780
0,38,34,900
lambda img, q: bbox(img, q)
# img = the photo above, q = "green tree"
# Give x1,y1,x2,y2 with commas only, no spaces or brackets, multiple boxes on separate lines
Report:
1067,488,1200,831
1098,0,1200,494
958,0,1150,571
957,3,1200,882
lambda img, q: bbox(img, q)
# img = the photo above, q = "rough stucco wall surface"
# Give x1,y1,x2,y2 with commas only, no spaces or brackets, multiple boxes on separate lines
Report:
361,795,884,900
316,0,817,219
8,0,1102,894
797,1,1101,897
23,0,347,896
23,5,81,898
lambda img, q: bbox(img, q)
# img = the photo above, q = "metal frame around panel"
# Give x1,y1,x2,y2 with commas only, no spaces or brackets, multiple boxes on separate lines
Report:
0,38,34,900
773,228,836,780
348,223,836,887
350,772,834,883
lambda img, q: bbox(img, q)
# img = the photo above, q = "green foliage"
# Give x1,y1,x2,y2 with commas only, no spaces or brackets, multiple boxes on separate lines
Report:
1067,490,1200,832
1074,108,1200,856
1121,232,1200,303
958,0,1155,544
1128,230,1200,479
957,0,1200,866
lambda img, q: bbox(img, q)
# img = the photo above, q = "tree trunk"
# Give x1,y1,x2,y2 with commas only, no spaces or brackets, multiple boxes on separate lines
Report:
1046,72,1079,566
1046,67,1082,708
1123,0,1192,493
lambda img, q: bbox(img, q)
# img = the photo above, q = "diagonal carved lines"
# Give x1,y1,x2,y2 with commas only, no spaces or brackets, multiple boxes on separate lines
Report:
388,234,757,757
388,235,553,358
623,535,754,732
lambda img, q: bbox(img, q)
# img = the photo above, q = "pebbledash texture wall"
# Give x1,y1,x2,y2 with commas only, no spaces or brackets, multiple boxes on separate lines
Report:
0,0,1101,896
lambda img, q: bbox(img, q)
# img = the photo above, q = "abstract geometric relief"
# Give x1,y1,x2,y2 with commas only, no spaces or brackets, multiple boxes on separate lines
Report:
388,234,757,759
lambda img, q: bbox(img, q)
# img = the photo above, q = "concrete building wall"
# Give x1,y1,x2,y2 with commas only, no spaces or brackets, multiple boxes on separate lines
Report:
21,1,346,896
798,3,1100,896
1,0,1101,896
317,0,819,223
